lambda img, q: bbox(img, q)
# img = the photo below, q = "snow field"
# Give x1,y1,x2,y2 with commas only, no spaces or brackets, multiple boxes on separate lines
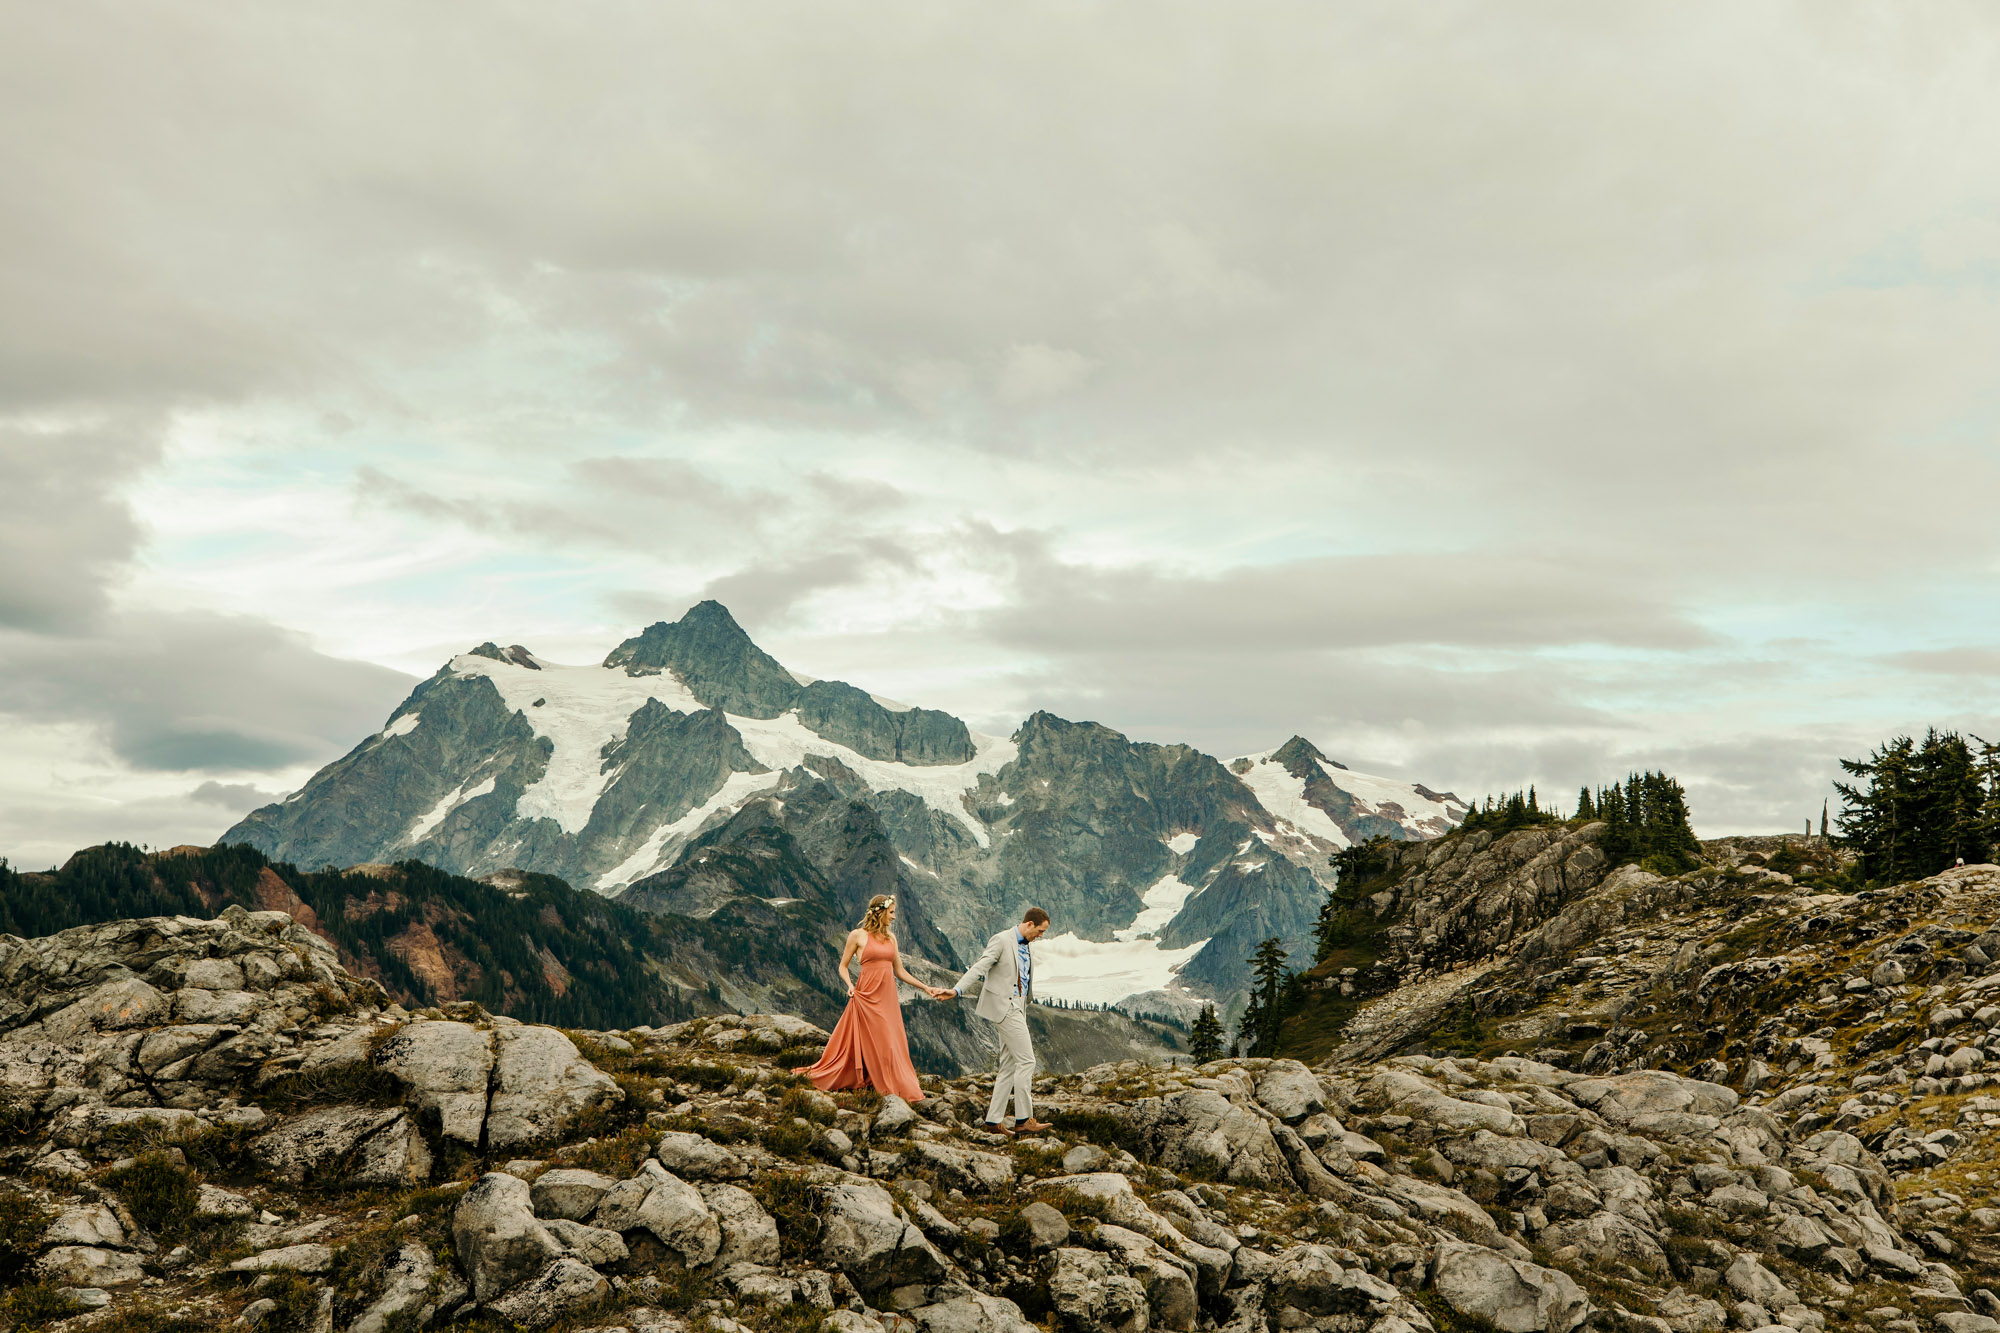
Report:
1031,874,1209,1006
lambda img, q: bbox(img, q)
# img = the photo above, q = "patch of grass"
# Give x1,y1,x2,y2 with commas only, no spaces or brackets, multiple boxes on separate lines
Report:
559,1125,656,1178
658,1061,741,1091
760,1119,816,1160
1045,1109,1146,1160
650,1112,749,1145
1415,1289,1499,1333
1659,1205,1714,1238
0,1188,54,1283
304,980,362,1020
178,1122,260,1180
107,1151,203,1242
0,1282,84,1331
775,1087,835,1126
562,1073,651,1142
87,1303,211,1333
835,1088,883,1115
739,1303,827,1333
1040,1186,1111,1226
253,1061,406,1111
261,1272,327,1333
750,1173,822,1261
774,1048,822,1070
0,1103,39,1145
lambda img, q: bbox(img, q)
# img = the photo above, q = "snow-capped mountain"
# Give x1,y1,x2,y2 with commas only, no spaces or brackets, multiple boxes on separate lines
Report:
224,601,1463,1007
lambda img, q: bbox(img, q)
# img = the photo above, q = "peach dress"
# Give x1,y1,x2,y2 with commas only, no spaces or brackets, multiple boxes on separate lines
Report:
806,932,924,1102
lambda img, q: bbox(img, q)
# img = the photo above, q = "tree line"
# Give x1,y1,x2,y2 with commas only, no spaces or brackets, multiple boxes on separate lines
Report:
1835,729,2000,883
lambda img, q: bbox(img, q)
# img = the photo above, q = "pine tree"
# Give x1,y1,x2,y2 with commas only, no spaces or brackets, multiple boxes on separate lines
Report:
1247,938,1290,1056
1576,787,1596,820
1836,730,1992,881
1188,1005,1224,1064
1234,998,1262,1056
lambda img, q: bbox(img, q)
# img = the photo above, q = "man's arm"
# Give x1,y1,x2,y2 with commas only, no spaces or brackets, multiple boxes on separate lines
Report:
951,933,1004,998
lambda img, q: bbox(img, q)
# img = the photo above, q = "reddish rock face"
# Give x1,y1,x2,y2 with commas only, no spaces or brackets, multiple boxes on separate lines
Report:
252,865,332,942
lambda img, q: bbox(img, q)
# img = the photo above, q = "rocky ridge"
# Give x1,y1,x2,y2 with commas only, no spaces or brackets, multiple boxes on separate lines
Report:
10,869,2000,1333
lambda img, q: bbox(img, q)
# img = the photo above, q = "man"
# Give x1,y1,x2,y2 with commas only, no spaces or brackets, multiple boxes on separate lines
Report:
944,907,1052,1135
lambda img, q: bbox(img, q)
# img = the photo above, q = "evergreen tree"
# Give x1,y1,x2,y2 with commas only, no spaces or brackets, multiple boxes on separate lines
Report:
1820,799,1829,840
1837,729,1992,880
1233,998,1262,1056
1247,937,1290,1056
1594,771,1699,873
1978,737,2000,861
1458,789,1561,835
1576,787,1596,820
1188,1005,1224,1064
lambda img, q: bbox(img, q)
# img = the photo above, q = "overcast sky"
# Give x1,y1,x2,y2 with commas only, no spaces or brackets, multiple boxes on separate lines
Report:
5,2,1999,867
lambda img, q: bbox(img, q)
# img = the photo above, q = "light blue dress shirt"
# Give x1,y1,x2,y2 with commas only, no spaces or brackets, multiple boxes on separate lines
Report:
1015,928,1032,998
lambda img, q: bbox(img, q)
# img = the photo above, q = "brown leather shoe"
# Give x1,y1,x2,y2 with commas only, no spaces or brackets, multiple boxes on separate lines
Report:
981,1122,1016,1137
1014,1118,1053,1134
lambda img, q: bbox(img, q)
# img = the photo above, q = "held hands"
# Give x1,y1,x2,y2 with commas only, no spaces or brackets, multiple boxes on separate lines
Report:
924,986,955,1001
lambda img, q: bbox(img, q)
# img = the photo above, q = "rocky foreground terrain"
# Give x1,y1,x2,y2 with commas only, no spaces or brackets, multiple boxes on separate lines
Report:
12,852,2000,1333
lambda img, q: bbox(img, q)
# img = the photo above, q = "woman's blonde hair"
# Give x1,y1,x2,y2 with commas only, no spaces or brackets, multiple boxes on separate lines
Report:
861,894,895,936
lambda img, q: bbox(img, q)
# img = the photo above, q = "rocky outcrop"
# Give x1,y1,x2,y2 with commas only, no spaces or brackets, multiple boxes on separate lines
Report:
16,875,1994,1333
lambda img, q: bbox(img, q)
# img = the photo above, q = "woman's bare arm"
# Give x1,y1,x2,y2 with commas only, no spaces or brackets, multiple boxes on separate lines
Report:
889,936,930,991
838,930,863,994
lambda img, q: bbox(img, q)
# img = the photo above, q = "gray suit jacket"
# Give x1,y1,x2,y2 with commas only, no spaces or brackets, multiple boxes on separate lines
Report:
953,928,1027,1023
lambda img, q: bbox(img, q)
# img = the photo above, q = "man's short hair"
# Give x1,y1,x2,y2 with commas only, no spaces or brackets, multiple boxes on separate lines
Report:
1022,906,1050,927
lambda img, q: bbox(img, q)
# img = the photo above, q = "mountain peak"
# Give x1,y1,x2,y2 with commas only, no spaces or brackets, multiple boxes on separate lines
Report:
602,601,802,718
1269,735,1349,773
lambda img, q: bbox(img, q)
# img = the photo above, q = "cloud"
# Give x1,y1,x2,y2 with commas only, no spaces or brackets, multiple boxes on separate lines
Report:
0,611,413,772
997,344,1097,402
189,779,282,809
975,540,1706,654
7,2,2000,858
1889,647,2000,677
0,421,156,632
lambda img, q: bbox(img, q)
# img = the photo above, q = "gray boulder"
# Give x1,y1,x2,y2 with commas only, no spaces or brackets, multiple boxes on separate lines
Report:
485,1026,621,1151
1253,1060,1326,1123
352,1112,434,1186
1092,1223,1198,1332
873,1094,920,1137
1117,1090,1296,1190
229,1244,335,1274
485,1256,611,1329
544,1219,630,1267
654,1131,748,1181
1724,1254,1797,1309
453,1172,567,1305
912,1141,1014,1193
349,1242,438,1333
371,1020,494,1144
1431,1241,1592,1333
1047,1247,1150,1333
1269,1244,1351,1315
251,1106,426,1185
819,1182,949,1294
1015,1201,1070,1251
37,1246,146,1287
701,1183,781,1268
532,1168,618,1221
909,1292,1040,1333
45,1204,125,1249
630,1161,722,1266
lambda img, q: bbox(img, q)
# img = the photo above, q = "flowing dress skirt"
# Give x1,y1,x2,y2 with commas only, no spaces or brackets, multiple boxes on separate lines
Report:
806,935,925,1102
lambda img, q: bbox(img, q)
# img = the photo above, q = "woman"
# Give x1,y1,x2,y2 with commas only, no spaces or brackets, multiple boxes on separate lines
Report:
805,894,948,1103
